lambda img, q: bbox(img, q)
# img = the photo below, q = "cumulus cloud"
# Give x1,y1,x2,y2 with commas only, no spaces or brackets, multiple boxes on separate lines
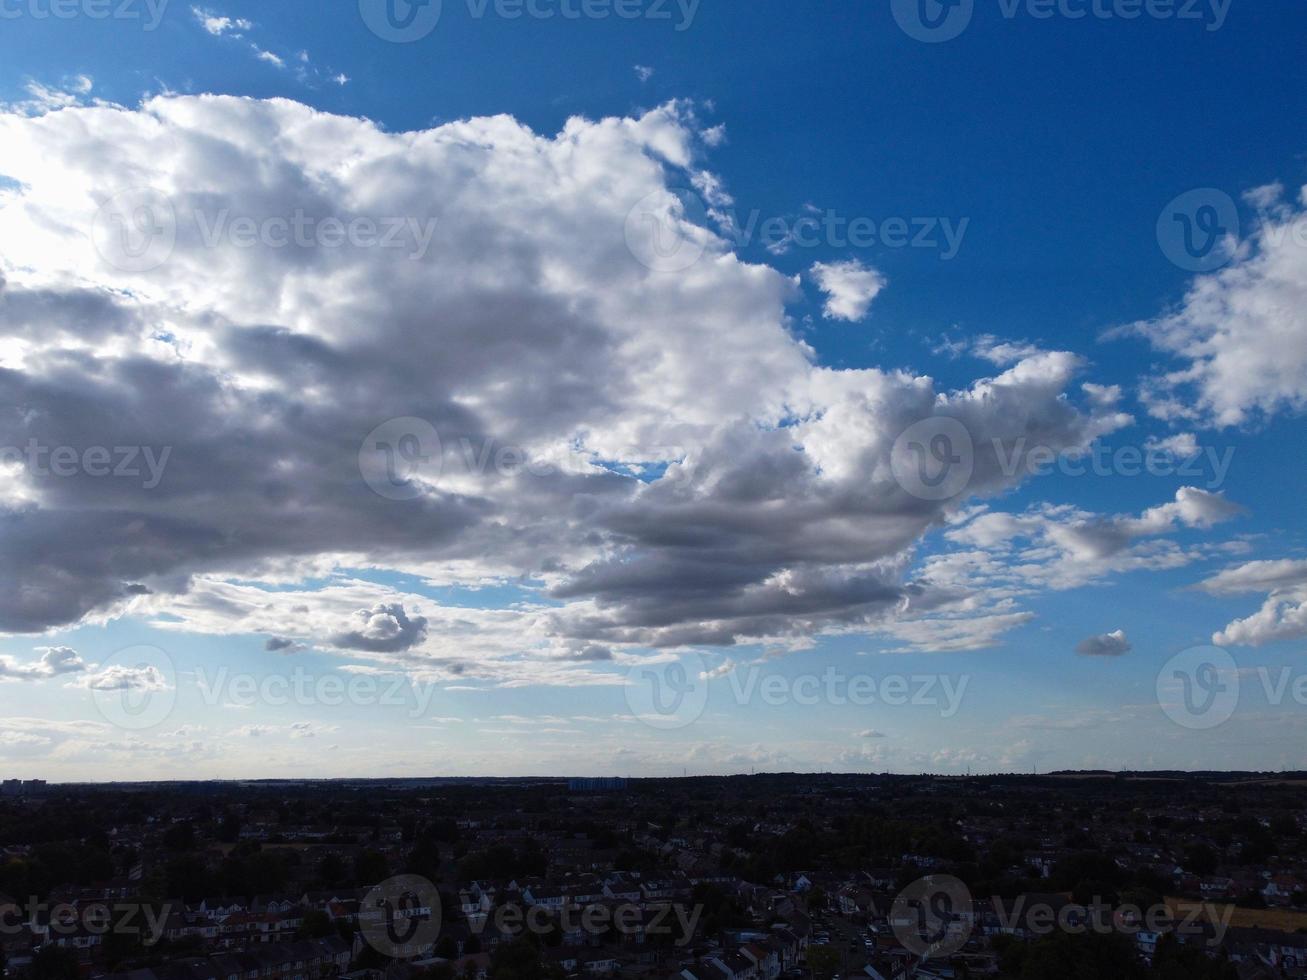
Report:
1076,629,1132,657
0,95,1171,675
810,259,886,321
1122,181,1307,427
331,603,429,653
0,646,87,680
1199,559,1307,647
75,665,170,692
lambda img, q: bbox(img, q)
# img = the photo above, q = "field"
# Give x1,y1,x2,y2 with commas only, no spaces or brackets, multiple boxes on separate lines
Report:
1166,897,1307,933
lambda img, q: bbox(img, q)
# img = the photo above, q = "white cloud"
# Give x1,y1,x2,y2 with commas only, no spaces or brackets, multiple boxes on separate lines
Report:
1144,432,1200,457
0,646,87,681
810,259,886,322
634,65,655,83
74,664,170,692
1122,181,1307,427
876,489,1245,653
936,333,1046,366
1199,558,1307,647
3,79,95,115
0,95,1161,674
700,124,727,148
191,6,252,35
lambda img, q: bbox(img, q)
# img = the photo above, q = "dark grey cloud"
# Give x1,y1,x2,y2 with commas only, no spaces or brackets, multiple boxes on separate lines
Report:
1075,630,1132,657
264,636,306,653
331,603,429,653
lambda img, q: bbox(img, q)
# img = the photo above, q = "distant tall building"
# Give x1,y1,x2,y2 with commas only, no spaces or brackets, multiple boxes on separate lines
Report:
1,779,45,796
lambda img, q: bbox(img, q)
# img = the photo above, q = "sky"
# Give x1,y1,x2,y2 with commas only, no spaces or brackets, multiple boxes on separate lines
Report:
0,0,1306,781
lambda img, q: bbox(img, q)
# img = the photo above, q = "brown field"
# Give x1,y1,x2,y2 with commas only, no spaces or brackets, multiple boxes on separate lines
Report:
1166,897,1307,933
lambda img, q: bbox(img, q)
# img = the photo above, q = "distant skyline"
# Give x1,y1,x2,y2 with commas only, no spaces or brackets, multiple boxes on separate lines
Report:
1,0,1306,780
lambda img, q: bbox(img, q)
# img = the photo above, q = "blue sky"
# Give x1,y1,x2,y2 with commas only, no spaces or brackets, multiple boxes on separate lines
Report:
1,0,1306,779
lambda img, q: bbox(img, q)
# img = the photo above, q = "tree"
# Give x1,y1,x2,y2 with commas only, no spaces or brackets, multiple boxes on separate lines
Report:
1151,934,1238,979
31,946,79,980
806,945,840,979
300,909,334,939
218,811,242,844
354,849,389,887
1183,844,1218,877
1017,931,1144,980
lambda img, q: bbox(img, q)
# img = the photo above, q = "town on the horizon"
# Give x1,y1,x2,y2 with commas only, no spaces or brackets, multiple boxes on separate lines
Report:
1,774,1306,980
